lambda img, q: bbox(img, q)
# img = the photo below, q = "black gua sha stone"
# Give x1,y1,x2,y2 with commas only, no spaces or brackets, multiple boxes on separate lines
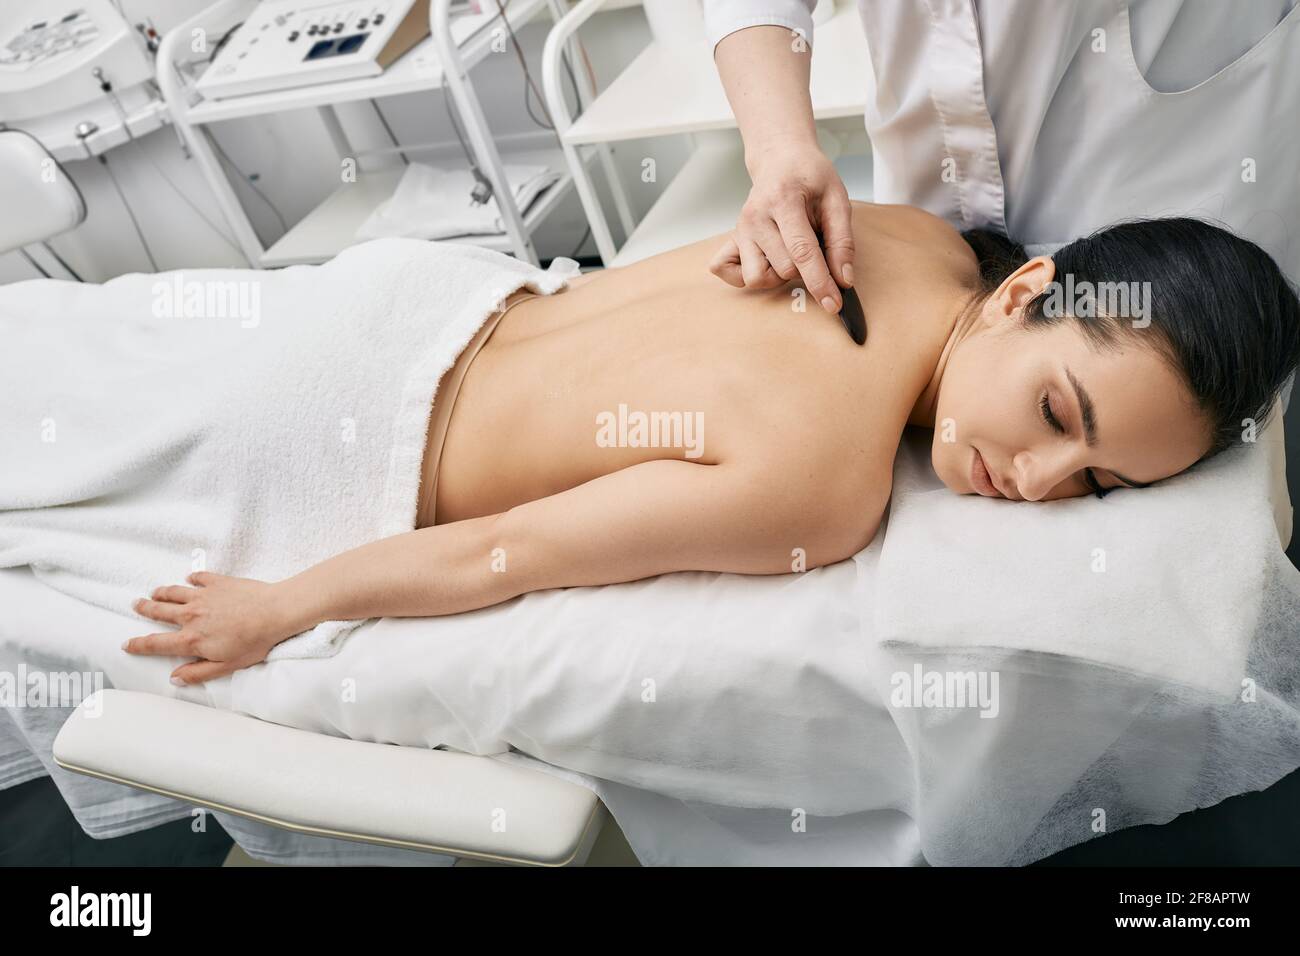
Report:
838,284,867,345
813,228,867,345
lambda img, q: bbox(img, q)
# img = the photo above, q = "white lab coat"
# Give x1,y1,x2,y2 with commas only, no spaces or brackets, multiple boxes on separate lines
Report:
705,0,1300,281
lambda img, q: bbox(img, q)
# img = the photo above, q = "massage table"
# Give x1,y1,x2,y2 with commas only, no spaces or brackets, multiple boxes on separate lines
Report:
3,232,1295,865
3,410,1291,866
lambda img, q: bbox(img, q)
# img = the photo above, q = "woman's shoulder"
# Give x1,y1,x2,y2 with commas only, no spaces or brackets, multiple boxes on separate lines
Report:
849,201,980,278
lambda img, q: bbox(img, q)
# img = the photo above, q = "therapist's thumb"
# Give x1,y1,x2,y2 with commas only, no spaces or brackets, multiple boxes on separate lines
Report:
819,187,856,289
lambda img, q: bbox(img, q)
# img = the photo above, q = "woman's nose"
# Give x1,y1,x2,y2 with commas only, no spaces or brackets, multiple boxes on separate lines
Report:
1010,454,1043,501
1013,448,1083,501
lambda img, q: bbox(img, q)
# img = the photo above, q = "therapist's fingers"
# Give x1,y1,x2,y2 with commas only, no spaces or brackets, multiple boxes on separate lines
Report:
818,185,857,289
708,234,744,287
747,216,799,282
737,234,785,289
772,202,840,314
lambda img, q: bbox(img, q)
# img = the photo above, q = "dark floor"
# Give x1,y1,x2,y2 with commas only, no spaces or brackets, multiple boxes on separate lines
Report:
3,762,1299,866
0,776,231,867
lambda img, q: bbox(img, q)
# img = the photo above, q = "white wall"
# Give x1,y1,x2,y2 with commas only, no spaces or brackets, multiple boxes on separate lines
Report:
0,0,692,284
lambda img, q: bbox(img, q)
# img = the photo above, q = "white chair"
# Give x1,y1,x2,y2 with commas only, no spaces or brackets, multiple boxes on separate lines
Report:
0,128,85,279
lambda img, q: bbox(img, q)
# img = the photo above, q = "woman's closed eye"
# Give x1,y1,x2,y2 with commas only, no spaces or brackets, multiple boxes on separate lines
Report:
1039,391,1110,499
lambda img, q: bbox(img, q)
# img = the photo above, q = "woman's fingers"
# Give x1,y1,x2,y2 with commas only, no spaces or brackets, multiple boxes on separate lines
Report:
123,630,195,657
150,585,197,604
123,632,238,684
133,597,185,626
170,659,238,686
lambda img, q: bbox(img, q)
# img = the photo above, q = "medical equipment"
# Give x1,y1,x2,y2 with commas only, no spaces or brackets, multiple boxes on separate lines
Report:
0,1,168,157
194,0,437,101
0,129,85,279
0,1,177,276
73,119,98,157
0,2,152,123
160,0,602,269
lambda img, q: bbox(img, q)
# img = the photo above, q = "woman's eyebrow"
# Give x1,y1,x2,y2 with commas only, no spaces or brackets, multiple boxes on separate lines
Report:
1064,364,1152,489
1064,365,1099,447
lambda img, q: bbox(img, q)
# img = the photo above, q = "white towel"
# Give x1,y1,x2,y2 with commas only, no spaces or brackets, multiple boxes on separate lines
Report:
865,426,1300,865
355,162,562,241
874,424,1296,696
0,239,581,661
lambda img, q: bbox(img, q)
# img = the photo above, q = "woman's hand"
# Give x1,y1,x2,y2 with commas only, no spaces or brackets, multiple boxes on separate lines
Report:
709,142,856,314
124,572,306,686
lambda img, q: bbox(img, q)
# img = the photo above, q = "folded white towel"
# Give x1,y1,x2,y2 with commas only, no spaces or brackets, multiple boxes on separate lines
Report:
356,161,562,241
0,239,581,660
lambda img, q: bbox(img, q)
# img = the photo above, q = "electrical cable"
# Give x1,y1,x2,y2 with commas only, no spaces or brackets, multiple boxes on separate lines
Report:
128,140,245,256
40,242,83,281
210,21,242,62
442,85,473,163
99,152,159,271
491,0,554,130
522,47,583,132
208,132,290,234
567,223,591,260
440,86,496,205
370,99,410,164
19,248,51,278
495,0,587,133
452,0,588,211
362,2,596,239
485,0,596,255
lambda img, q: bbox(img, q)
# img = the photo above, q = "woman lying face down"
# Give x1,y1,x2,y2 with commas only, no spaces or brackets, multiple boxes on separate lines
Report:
928,219,1300,501
126,203,1300,684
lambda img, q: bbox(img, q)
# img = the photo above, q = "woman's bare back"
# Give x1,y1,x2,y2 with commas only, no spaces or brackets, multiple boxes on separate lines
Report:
123,206,985,685
425,201,979,570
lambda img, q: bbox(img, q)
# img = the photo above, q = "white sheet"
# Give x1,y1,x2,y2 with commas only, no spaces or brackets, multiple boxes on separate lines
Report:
868,423,1300,865
5,425,1298,866
0,522,925,866
355,162,563,241
0,239,579,662
2,240,1297,865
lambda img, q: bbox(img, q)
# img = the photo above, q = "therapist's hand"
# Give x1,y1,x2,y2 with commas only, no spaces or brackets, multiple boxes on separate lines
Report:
709,143,855,314
124,572,302,685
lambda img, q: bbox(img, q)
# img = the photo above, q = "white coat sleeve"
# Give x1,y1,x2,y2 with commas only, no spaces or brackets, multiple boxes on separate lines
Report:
702,0,818,56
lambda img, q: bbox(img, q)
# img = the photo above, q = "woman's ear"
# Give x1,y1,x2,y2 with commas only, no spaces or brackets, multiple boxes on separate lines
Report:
982,255,1057,329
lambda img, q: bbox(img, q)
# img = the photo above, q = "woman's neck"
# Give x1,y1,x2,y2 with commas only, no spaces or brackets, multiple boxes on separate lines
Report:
907,287,985,429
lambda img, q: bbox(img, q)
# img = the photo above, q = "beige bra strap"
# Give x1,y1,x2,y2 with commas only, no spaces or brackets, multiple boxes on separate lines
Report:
418,291,540,527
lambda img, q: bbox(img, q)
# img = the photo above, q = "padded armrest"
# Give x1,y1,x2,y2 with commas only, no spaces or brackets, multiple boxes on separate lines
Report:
53,690,604,866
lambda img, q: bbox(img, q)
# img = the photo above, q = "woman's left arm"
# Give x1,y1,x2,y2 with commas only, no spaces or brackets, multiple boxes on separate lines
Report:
126,456,870,685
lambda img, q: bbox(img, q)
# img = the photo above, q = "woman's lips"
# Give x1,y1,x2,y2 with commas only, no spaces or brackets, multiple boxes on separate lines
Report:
970,448,1003,497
